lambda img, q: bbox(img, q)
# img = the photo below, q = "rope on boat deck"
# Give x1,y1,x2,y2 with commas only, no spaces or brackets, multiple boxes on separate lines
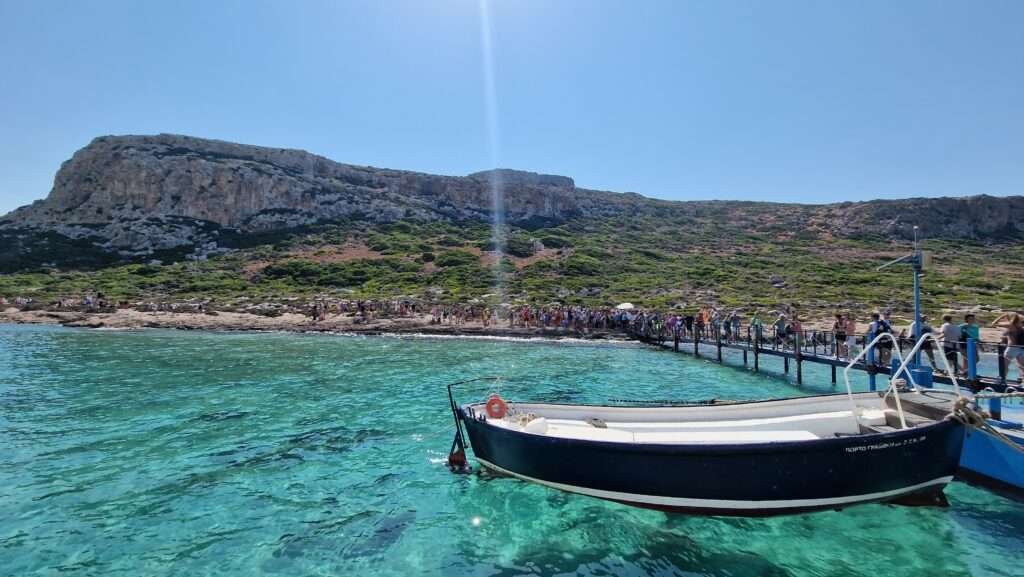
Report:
949,397,1024,453
972,390,1024,400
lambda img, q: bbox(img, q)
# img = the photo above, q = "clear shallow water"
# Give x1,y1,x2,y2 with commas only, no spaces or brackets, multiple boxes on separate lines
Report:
1,324,1022,577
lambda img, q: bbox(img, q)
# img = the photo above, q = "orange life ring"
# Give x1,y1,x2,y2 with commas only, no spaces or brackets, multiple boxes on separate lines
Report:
486,394,507,419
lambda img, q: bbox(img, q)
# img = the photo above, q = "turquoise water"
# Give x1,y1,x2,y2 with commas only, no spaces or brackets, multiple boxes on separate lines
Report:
1,325,1022,577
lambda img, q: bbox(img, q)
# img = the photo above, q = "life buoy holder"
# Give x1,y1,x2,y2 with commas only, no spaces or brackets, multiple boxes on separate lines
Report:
486,394,507,419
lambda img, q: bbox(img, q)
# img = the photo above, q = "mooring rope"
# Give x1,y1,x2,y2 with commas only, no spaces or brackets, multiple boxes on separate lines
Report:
972,390,1024,400
949,397,1024,453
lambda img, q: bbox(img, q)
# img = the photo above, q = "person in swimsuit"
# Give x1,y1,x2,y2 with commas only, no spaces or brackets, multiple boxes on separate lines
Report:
832,314,846,358
992,313,1024,382
844,315,858,359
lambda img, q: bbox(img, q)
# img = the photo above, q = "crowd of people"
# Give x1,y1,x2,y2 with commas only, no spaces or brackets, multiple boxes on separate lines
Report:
422,304,636,331
308,298,425,322
629,307,1023,382
3,290,1022,382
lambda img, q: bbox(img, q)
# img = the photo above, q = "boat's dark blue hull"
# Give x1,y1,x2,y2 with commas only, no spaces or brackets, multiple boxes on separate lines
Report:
460,408,964,516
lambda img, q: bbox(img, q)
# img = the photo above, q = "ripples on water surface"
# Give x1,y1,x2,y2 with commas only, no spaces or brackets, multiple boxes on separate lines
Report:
1,324,1021,576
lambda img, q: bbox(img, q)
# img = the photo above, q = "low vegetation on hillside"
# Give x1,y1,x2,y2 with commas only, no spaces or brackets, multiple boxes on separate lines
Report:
2,215,1022,319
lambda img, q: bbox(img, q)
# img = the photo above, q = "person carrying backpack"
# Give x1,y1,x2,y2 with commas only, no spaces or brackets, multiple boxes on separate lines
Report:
870,312,893,365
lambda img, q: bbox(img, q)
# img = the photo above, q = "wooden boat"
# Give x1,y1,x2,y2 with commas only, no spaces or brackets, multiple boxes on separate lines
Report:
445,335,971,517
451,390,964,516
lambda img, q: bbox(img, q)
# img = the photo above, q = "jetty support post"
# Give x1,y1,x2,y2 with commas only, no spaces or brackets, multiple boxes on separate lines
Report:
867,333,877,391
716,330,722,363
998,342,1007,384
694,326,700,357
784,355,790,374
796,332,803,384
967,338,978,388
673,330,679,352
753,333,760,372
831,364,836,385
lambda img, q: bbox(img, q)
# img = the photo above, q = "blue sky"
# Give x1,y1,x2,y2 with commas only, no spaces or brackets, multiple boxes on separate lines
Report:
1,0,1022,214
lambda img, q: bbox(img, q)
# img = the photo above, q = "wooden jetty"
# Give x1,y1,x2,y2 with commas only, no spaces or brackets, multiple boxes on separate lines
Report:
628,325,1016,393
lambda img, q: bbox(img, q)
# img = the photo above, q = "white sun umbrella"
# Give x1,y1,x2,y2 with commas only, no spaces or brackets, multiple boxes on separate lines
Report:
615,302,635,310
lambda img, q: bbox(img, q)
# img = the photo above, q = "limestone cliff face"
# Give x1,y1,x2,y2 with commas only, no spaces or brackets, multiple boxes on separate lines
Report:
815,196,1024,241
2,133,1022,262
4,134,595,241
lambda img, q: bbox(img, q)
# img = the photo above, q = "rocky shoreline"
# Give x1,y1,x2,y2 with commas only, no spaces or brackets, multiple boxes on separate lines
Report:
1,307,1009,342
0,307,630,340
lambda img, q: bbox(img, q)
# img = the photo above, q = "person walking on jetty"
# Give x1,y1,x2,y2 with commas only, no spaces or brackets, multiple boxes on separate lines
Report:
869,312,894,365
789,315,803,351
774,314,787,347
844,314,858,359
905,315,938,368
750,311,763,344
710,308,721,340
992,313,1024,383
833,314,846,358
729,310,741,344
960,314,981,374
940,315,961,374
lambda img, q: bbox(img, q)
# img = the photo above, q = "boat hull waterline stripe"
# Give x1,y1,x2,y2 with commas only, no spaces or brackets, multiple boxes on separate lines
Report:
475,457,953,510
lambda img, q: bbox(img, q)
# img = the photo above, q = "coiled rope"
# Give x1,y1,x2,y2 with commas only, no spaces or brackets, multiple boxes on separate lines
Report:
949,396,1024,453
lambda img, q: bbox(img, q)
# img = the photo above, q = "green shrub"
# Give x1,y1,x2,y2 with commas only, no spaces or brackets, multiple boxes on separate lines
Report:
435,250,479,268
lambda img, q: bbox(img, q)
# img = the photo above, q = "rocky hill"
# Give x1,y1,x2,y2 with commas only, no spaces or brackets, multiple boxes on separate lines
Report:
1,134,638,260
2,133,1023,268
2,133,1023,317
